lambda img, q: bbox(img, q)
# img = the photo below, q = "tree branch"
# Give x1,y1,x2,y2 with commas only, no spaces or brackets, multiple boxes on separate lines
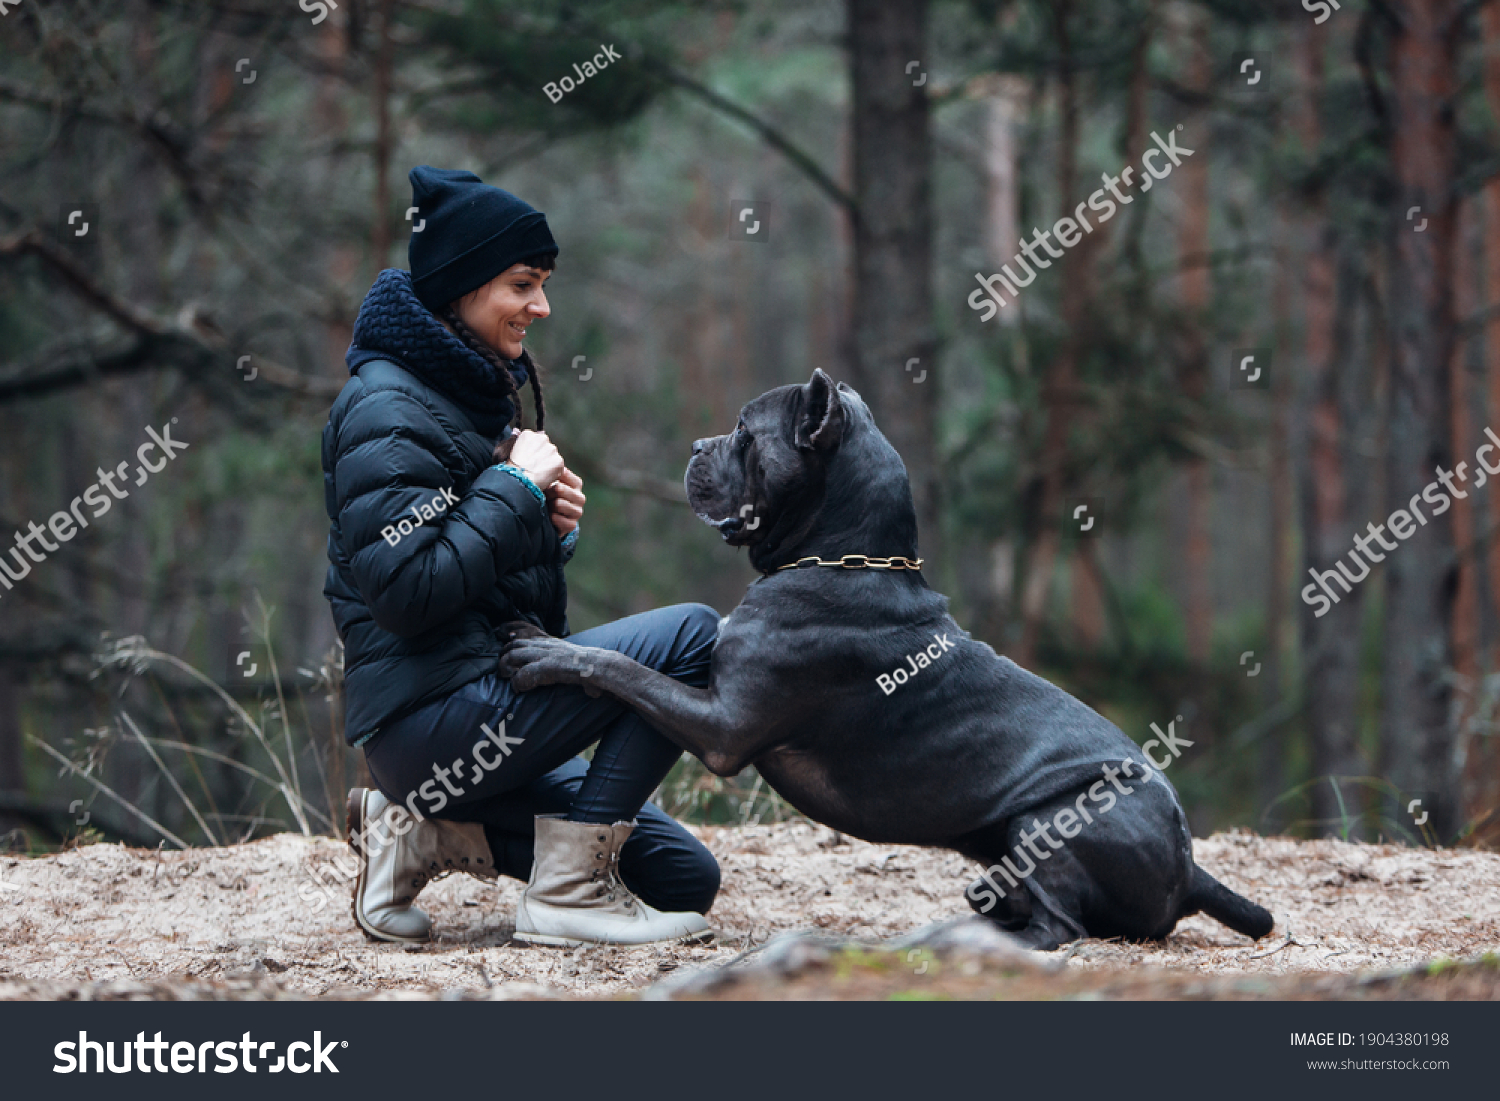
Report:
0,230,343,403
394,0,855,215
641,57,857,216
0,231,164,336
0,80,214,219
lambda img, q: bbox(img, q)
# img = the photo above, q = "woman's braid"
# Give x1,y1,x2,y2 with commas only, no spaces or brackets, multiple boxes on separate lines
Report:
439,304,546,462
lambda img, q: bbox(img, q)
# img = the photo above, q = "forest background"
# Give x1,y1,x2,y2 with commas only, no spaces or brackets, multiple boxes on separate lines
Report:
0,0,1495,855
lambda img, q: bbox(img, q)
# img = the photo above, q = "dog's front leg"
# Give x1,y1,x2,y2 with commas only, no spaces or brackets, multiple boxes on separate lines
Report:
498,637,776,775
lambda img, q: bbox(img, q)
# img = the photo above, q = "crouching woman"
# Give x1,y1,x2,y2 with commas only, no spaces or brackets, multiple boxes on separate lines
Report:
321,166,720,946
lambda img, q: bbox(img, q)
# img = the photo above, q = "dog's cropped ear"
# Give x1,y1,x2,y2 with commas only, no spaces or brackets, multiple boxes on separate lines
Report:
795,368,845,452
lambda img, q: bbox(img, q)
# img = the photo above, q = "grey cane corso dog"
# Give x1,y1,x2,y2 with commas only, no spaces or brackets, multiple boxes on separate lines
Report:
499,369,1274,949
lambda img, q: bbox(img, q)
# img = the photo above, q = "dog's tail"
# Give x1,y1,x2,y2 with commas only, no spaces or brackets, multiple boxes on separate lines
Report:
1182,865,1274,940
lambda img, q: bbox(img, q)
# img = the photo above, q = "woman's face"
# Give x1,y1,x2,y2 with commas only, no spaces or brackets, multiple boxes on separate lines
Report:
453,262,552,359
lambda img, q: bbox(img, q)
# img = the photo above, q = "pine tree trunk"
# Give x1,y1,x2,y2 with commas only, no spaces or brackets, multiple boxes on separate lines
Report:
847,0,938,568
1476,0,1500,841
1381,0,1461,837
1448,202,1480,760
1177,9,1213,664
1295,21,1365,836
1261,209,1294,820
960,72,1027,642
371,0,396,275
1016,0,1083,664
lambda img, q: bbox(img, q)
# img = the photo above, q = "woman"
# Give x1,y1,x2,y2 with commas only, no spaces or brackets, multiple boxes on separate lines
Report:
322,166,720,947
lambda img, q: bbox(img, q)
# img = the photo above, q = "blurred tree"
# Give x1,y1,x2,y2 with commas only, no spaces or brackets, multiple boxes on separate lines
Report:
1294,17,1366,837
847,0,940,568
1380,0,1462,837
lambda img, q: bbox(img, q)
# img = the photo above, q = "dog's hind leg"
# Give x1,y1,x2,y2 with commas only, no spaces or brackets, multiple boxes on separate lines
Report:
965,866,1087,950
958,825,1090,947
956,829,1032,930
1011,877,1088,951
963,871,1032,930
959,815,1099,949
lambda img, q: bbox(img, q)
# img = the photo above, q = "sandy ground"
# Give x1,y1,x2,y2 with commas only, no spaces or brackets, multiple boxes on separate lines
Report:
0,823,1496,1000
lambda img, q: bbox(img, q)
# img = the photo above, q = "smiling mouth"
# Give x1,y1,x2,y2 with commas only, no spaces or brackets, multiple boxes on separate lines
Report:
507,321,528,339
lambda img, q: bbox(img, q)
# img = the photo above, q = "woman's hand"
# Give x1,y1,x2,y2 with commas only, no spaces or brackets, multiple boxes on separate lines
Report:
508,430,565,492
546,467,584,538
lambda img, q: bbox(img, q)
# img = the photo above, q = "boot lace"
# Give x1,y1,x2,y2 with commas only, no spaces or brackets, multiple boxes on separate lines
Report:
591,832,635,910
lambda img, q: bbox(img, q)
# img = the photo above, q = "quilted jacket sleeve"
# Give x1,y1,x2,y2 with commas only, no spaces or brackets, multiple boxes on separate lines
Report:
329,381,554,638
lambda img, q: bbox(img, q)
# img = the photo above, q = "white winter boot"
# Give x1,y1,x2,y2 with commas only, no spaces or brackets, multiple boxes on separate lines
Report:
347,787,497,944
513,815,714,947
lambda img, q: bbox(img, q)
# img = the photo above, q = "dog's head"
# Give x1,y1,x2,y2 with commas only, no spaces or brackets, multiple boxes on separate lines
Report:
684,368,918,573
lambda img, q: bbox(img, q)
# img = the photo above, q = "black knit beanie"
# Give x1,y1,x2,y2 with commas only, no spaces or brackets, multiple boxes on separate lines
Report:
407,166,558,313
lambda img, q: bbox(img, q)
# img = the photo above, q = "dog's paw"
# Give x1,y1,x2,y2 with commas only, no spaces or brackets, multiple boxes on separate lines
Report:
498,637,603,694
499,620,550,643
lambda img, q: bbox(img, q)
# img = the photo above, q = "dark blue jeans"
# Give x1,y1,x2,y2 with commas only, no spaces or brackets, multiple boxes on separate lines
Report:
363,603,722,914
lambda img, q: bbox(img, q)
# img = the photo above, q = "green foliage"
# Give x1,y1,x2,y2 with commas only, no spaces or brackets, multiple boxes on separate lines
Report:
406,0,670,134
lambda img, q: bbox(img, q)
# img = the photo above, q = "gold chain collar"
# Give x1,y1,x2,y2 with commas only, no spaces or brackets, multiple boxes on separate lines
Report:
772,554,924,572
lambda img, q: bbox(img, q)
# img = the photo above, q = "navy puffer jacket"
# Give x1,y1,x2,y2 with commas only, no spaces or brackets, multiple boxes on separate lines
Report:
323,268,570,746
